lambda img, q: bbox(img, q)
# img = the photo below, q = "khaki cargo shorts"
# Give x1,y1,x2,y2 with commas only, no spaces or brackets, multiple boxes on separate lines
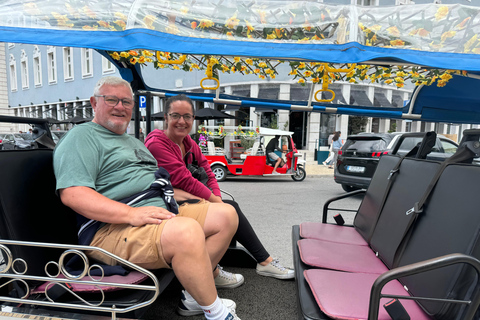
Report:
87,199,209,269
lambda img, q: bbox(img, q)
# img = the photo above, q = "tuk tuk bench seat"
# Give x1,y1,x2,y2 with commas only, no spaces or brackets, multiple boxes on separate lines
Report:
292,132,480,320
0,148,174,318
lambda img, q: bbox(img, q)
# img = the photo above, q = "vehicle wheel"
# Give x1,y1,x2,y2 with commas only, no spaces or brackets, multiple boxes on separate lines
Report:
291,167,306,181
342,184,360,192
211,165,227,182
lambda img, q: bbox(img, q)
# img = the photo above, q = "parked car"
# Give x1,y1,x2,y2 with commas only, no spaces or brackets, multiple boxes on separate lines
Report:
0,133,36,150
334,132,459,192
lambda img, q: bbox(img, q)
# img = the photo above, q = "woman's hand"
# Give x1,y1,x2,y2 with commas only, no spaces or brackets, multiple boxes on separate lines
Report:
208,194,223,203
127,206,175,227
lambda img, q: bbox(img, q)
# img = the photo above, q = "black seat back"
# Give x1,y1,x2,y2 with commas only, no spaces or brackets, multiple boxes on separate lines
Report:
397,163,480,319
0,149,78,276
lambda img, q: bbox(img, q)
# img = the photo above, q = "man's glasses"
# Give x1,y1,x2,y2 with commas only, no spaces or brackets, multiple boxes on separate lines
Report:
168,113,195,122
95,95,135,110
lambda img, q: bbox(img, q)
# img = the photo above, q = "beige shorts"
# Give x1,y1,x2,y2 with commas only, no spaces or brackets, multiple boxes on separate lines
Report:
87,199,209,270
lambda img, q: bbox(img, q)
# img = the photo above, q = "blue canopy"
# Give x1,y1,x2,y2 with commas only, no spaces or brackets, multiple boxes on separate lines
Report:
2,1,480,123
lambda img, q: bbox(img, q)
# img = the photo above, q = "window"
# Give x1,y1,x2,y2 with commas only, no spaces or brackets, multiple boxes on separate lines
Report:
81,48,93,78
9,55,17,92
20,50,29,89
102,56,115,74
63,47,74,81
353,0,379,5
33,46,42,87
47,46,57,84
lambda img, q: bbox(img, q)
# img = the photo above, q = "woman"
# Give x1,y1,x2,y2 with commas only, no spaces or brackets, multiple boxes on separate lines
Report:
331,131,343,168
145,94,294,288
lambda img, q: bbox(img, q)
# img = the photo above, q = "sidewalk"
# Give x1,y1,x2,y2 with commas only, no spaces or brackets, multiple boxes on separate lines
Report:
305,161,334,176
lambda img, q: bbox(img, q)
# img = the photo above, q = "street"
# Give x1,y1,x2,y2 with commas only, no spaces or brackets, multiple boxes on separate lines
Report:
218,174,364,268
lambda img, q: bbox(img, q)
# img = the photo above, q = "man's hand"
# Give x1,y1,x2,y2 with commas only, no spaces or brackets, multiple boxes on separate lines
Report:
208,194,223,203
127,206,175,227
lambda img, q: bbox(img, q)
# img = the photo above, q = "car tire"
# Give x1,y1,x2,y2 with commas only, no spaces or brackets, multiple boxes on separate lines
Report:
211,165,227,182
291,167,306,182
342,184,360,192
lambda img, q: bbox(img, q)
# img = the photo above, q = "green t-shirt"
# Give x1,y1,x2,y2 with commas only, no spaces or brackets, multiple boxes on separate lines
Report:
53,122,166,209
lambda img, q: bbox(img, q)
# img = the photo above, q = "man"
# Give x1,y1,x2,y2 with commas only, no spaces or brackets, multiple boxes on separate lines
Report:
53,76,241,320
265,135,283,174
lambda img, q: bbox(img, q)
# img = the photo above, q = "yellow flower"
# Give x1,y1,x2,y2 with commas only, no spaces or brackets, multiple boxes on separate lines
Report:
144,15,156,29
464,34,478,52
266,33,276,39
231,66,236,72
146,58,153,63
270,74,276,79
311,35,324,41
312,77,320,83
298,78,305,84
172,65,180,70
142,50,154,57
385,79,394,84
138,56,146,64
245,58,253,65
225,14,240,29
456,17,471,30
234,57,241,62
98,20,110,29
289,69,297,76
111,52,120,60
120,52,129,58
245,20,255,32
396,71,407,77
390,39,405,46
347,70,354,77
440,73,453,81
82,6,97,19
254,69,260,74
199,19,214,29
349,78,356,83
191,63,200,69
130,57,138,64
395,77,404,83
222,65,229,72
396,82,405,88
299,62,306,69
114,12,128,21
386,26,400,37
258,62,267,68
259,75,266,79
437,80,447,87
435,6,449,21
128,50,139,56
304,70,313,77
114,20,126,30
441,31,456,42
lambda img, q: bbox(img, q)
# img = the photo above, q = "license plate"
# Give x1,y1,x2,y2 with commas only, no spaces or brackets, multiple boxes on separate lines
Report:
346,165,365,173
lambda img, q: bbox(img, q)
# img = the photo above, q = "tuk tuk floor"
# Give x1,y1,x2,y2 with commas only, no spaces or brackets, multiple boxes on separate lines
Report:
144,267,296,320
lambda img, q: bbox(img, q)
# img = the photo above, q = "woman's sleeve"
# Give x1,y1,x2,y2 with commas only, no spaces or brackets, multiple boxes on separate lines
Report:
195,147,221,197
147,139,214,200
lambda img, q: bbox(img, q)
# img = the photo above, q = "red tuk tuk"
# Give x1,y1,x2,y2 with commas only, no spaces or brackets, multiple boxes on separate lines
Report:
200,126,306,181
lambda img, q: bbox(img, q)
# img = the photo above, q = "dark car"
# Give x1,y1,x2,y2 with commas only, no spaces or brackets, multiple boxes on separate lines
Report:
334,132,458,192
0,133,36,150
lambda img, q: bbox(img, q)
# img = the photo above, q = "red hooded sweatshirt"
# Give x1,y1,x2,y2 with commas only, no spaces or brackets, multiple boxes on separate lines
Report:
145,129,221,200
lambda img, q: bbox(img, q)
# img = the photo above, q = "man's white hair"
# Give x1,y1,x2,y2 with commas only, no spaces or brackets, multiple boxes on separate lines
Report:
93,76,133,96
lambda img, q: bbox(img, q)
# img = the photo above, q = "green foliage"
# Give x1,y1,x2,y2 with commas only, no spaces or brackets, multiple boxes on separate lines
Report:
240,136,255,150
348,116,368,135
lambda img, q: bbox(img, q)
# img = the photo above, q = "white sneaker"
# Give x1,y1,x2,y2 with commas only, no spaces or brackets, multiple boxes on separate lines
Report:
272,171,280,175
256,259,295,280
214,265,245,289
177,290,236,316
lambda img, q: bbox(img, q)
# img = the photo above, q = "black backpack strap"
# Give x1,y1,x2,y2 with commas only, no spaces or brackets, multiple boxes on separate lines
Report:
184,151,198,166
365,133,436,243
392,141,480,267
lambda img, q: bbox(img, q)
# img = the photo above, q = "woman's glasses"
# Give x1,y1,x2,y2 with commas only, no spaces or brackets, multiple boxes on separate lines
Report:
168,113,195,121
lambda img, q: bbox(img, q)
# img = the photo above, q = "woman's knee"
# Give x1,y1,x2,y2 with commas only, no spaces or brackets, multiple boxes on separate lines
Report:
163,217,205,250
211,203,238,229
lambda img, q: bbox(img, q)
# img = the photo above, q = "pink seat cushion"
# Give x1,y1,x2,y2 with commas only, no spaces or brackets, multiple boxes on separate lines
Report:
300,222,368,246
305,269,432,320
32,271,148,293
298,238,388,274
